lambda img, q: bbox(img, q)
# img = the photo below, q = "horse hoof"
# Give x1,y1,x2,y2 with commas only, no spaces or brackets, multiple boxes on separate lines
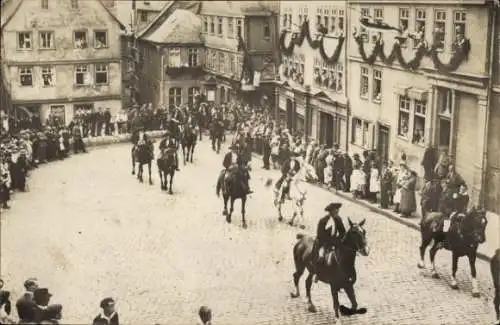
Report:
278,216,283,222
451,283,459,290
290,292,299,298
431,272,440,279
169,190,173,194
243,223,247,229
149,181,153,185
132,171,135,175
472,291,480,298
299,225,306,230
287,221,294,227
307,304,317,313
417,262,425,269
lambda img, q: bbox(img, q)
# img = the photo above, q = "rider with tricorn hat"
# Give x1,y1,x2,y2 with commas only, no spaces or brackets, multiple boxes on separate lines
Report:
159,130,180,171
313,202,346,283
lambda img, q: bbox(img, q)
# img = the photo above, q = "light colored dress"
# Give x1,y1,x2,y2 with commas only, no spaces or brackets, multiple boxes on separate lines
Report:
369,167,380,193
351,168,366,192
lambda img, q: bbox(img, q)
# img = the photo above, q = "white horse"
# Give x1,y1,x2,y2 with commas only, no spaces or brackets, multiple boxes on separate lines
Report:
270,160,318,228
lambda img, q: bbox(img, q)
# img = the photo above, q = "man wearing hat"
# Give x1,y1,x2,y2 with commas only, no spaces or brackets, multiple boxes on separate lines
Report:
219,143,252,194
313,202,346,283
275,151,302,202
93,297,119,325
158,131,179,171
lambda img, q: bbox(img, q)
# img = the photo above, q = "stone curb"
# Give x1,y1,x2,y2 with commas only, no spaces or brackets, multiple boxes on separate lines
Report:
250,153,493,262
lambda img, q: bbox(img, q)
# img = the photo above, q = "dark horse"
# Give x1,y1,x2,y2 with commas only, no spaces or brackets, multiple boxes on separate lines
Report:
491,248,500,324
216,168,248,229
210,120,224,154
291,218,369,318
181,123,197,164
157,149,176,194
132,142,154,185
418,207,488,296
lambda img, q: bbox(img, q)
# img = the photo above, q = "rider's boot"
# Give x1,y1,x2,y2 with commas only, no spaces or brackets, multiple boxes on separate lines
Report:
313,247,324,283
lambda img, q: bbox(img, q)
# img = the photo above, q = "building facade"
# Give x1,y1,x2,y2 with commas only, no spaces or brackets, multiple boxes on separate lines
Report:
278,1,348,149
0,0,125,125
347,0,498,212
200,2,279,106
137,8,204,110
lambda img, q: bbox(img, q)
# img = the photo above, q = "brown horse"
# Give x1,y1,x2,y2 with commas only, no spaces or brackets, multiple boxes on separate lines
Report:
290,218,369,319
157,149,176,194
180,123,197,164
132,142,154,185
491,248,500,324
418,207,488,296
216,168,248,229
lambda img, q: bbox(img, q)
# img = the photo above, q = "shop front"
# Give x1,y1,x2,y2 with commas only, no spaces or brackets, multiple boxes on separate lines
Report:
310,93,348,150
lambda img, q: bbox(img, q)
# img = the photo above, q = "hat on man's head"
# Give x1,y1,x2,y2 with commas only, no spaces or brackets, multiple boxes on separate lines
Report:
100,297,115,309
324,202,342,212
33,288,52,304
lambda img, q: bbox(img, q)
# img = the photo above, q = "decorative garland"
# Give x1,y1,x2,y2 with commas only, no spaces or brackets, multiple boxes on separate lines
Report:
279,20,345,65
354,31,471,73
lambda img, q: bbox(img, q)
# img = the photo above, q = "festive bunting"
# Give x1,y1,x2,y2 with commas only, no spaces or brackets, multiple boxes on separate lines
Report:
279,20,345,65
353,28,471,73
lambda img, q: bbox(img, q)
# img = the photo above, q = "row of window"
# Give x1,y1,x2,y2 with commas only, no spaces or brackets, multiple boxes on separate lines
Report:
165,48,200,68
18,64,109,87
204,49,243,77
17,30,108,50
397,96,428,145
360,67,382,102
282,6,346,35
202,16,245,39
40,0,79,9
360,8,466,51
167,87,200,108
313,58,344,93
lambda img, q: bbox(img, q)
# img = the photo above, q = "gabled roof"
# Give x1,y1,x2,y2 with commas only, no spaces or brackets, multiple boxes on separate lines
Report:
200,1,277,17
136,0,168,12
141,9,202,45
1,0,125,30
138,1,201,39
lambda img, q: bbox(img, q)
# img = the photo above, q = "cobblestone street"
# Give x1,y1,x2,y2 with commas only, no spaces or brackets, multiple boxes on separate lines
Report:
1,139,496,325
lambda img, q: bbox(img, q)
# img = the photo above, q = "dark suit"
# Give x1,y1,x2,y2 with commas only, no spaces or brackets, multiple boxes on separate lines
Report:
16,293,36,323
93,312,119,325
316,214,346,249
222,152,244,169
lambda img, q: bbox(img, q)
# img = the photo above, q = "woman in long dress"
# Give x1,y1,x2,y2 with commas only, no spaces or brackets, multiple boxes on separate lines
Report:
369,160,381,203
351,160,365,199
380,161,393,208
393,163,408,213
400,170,417,217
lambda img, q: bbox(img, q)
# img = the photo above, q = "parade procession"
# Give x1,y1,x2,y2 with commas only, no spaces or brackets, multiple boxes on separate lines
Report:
1,0,500,324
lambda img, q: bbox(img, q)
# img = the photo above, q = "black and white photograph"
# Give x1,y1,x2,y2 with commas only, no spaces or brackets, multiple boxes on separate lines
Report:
0,0,499,324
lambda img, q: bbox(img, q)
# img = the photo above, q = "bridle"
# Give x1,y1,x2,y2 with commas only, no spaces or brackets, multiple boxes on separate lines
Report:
341,226,367,255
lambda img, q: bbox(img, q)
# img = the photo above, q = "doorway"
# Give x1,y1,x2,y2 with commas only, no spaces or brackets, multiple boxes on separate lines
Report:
377,124,390,164
286,98,293,131
220,87,226,104
320,112,334,147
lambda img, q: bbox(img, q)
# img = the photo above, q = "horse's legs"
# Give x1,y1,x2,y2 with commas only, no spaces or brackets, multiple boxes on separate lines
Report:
229,197,234,222
159,170,164,190
241,196,247,229
148,162,153,185
168,172,174,194
131,151,135,175
138,164,143,182
429,241,441,278
182,145,187,165
290,256,305,298
450,252,459,289
343,285,359,312
418,233,433,269
224,196,231,223
331,286,341,318
190,144,195,162
305,273,317,313
467,252,480,297
277,202,283,222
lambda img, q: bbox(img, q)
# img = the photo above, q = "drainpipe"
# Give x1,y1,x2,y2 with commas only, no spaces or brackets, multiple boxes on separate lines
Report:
160,47,164,108
479,5,496,208
305,85,311,142
344,1,350,154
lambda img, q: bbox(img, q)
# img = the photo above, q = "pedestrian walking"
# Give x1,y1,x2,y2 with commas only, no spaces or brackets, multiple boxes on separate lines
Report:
369,160,380,203
380,161,393,209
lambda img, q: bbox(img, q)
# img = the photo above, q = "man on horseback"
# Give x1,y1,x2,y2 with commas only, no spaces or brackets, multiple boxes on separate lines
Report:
159,131,180,171
313,202,346,283
219,143,252,195
276,152,302,202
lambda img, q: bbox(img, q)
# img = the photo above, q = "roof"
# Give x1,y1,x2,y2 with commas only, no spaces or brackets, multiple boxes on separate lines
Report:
138,1,201,39
1,0,125,30
136,0,168,11
141,9,202,44
200,1,277,17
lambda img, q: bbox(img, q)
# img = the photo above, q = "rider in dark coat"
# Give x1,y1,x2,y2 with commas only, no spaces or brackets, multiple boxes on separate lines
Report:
159,132,179,171
276,152,301,201
220,144,251,194
313,202,346,282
